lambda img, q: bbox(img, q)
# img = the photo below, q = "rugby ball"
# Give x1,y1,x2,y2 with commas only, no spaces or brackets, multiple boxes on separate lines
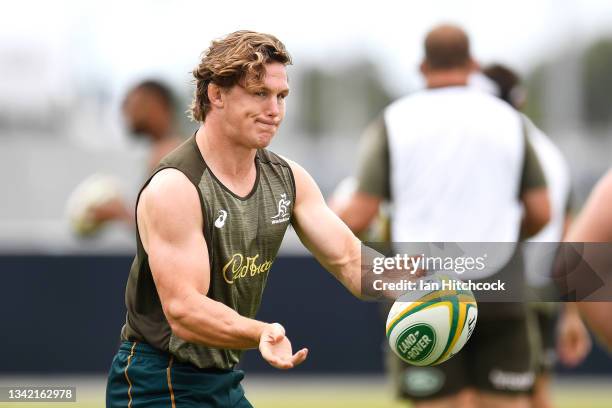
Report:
386,275,478,366
66,173,122,236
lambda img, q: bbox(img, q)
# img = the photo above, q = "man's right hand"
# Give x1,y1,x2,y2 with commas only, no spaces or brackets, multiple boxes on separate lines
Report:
259,323,308,369
88,197,132,224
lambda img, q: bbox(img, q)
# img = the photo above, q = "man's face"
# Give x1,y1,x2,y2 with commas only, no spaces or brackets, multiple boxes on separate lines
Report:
220,62,289,149
122,88,155,138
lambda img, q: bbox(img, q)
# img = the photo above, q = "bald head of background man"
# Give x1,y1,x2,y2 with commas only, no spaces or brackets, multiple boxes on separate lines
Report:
421,24,479,88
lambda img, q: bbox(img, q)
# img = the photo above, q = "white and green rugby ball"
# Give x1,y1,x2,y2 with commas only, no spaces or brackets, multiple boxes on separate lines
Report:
386,275,478,366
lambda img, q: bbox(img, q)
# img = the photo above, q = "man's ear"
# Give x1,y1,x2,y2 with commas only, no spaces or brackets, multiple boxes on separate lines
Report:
419,60,429,75
207,83,224,109
468,58,480,73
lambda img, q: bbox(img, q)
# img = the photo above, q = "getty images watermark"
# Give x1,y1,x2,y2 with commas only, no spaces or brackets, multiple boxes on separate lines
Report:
362,241,612,302
370,253,507,292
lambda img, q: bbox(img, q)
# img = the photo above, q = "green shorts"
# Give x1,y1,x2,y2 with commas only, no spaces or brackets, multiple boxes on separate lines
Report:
106,341,252,408
388,303,536,401
528,303,559,374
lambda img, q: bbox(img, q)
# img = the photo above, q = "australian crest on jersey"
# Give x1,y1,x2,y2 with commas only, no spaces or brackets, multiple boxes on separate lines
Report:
271,193,291,224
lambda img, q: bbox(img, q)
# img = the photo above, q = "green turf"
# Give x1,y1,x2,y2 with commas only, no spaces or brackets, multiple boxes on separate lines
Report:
247,387,612,408
3,391,606,408
1,376,610,408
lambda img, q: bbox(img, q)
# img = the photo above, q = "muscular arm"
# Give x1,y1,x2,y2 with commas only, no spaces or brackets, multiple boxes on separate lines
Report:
138,169,307,367
289,161,364,298
290,161,414,300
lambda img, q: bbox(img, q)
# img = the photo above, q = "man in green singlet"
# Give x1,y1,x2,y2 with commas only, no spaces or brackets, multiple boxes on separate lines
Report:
106,30,371,408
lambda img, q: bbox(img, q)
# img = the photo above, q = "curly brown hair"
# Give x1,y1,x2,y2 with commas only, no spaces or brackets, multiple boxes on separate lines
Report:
190,30,292,122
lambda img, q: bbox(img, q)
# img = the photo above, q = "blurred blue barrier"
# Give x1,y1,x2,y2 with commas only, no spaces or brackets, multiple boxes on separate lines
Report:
0,255,609,375
0,255,384,374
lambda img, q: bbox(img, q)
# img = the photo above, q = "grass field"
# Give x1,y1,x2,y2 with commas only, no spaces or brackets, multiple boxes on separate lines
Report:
1,375,611,407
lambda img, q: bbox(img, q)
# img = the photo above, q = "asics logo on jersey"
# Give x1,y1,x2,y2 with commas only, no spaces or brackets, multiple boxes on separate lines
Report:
215,209,228,229
271,193,291,224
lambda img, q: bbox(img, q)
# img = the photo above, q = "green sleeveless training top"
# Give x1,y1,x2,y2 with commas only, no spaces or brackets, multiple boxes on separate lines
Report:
120,135,296,369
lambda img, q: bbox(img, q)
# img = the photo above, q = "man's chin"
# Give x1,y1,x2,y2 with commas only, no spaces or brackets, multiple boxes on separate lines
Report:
128,125,152,140
253,132,276,148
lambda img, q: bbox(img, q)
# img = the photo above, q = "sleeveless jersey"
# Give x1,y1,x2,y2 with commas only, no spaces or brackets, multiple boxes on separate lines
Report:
120,135,296,369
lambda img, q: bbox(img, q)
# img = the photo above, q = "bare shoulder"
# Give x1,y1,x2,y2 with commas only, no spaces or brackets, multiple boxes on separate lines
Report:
144,168,196,198
279,156,306,176
591,169,612,203
278,156,321,203
278,156,315,187
139,168,203,237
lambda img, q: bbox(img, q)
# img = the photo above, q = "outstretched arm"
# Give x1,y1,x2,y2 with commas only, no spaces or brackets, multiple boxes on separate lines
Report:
139,168,307,368
289,161,363,298
288,159,415,299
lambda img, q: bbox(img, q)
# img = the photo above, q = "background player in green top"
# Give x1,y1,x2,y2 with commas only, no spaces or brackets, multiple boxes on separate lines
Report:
106,30,373,408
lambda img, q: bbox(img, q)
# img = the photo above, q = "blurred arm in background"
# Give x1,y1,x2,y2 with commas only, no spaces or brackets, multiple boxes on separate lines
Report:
557,301,592,365
565,169,612,350
331,116,387,235
557,205,592,366
519,136,551,239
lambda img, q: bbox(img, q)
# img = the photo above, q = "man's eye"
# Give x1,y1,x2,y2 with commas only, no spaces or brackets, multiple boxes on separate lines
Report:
255,91,267,97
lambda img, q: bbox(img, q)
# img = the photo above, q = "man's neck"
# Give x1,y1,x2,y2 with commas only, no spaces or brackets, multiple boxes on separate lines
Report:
149,131,173,144
195,123,256,179
425,70,470,89
147,115,173,142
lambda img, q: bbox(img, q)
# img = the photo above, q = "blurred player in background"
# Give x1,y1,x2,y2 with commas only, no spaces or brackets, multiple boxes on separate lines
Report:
335,24,550,408
565,169,612,350
483,63,591,408
122,80,184,172
106,30,387,408
92,80,183,224
71,80,183,232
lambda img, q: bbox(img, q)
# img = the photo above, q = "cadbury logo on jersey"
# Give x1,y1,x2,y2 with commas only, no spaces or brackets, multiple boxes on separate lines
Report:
271,193,291,224
222,253,273,284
